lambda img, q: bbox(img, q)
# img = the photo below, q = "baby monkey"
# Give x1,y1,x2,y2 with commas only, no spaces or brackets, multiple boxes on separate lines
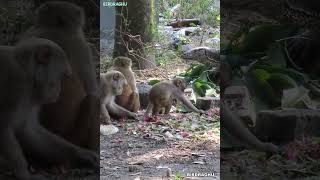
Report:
100,70,137,124
145,78,205,116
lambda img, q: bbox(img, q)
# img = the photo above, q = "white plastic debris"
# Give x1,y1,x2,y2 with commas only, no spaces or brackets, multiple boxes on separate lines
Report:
100,124,119,136
164,131,174,139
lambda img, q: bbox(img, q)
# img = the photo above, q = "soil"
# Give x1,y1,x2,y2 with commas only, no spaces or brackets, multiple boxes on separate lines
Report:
100,112,220,180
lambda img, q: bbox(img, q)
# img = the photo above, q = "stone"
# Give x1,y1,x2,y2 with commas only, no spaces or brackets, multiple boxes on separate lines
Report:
256,109,320,143
196,97,220,110
137,83,152,109
181,47,220,64
128,165,143,172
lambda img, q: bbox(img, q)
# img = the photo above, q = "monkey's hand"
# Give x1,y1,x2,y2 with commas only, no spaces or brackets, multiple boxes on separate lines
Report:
100,115,111,124
198,110,206,114
129,112,138,120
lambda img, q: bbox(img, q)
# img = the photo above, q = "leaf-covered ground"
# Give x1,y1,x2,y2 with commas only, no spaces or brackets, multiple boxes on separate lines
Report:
100,109,220,180
221,138,320,180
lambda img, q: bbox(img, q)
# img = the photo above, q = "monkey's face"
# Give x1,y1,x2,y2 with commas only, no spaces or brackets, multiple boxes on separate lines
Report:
36,1,85,28
15,38,71,104
110,72,127,96
173,78,187,92
113,57,132,68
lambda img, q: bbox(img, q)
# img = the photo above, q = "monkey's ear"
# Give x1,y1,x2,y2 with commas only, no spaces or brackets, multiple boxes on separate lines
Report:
112,73,120,80
175,79,183,87
36,46,51,65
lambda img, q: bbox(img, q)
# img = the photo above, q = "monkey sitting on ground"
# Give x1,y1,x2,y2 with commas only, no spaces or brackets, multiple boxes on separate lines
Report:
0,38,98,180
23,1,99,151
100,70,138,124
221,103,279,153
145,78,205,116
111,56,140,113
219,60,279,153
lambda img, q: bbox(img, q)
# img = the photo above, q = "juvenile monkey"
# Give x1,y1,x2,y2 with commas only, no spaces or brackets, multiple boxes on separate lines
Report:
0,38,98,180
100,70,137,124
112,56,140,112
23,1,99,151
145,78,205,116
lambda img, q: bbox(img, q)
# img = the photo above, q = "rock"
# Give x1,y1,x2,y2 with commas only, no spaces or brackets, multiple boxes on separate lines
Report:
128,165,143,172
256,109,320,143
181,47,220,63
196,97,220,110
185,27,201,36
177,27,202,36
205,37,220,46
137,83,152,109
181,44,194,53
223,86,256,127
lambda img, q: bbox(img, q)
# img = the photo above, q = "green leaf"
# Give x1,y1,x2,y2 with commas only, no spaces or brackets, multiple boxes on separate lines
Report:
267,73,297,98
266,43,287,67
248,70,279,107
238,24,298,56
148,79,161,85
251,69,270,81
192,80,213,97
252,64,307,84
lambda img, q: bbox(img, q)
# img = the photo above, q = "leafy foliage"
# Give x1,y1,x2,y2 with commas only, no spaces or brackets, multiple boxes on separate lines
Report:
222,24,314,109
180,64,219,97
148,79,161,85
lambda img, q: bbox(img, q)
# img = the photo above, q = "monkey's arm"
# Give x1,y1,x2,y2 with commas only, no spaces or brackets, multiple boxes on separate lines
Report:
128,92,140,112
129,78,139,94
107,102,137,119
20,122,99,169
174,91,205,113
100,103,111,124
221,103,279,153
1,129,33,180
145,103,154,116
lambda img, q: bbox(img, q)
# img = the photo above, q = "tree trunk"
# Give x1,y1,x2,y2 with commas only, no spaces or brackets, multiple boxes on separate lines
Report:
113,0,157,69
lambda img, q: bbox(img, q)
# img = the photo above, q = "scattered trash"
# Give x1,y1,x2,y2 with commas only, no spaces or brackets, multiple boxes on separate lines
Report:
100,124,119,136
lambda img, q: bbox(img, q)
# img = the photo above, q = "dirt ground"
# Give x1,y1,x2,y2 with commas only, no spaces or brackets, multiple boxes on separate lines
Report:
100,112,220,180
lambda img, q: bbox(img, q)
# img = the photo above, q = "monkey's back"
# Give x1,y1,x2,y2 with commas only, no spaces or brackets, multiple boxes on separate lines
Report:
149,81,175,103
27,28,88,134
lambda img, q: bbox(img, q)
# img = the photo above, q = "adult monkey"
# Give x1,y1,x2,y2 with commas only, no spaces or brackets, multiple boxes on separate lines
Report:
100,70,137,124
112,56,140,112
220,61,279,153
23,1,99,151
0,38,98,180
